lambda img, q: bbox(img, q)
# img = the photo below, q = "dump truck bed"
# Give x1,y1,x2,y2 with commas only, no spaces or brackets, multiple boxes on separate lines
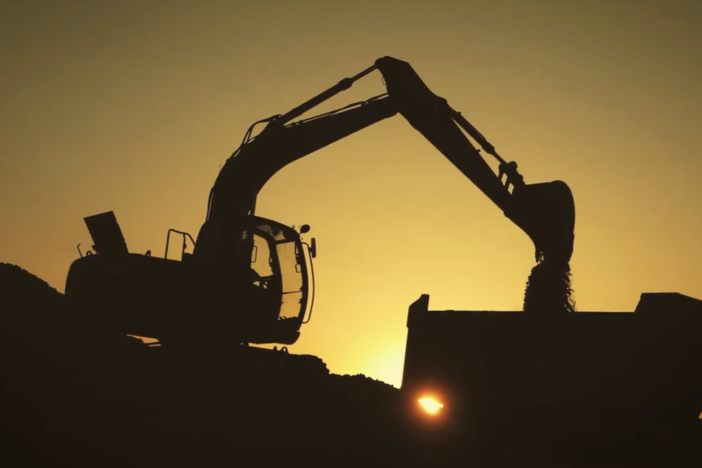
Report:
401,293,702,451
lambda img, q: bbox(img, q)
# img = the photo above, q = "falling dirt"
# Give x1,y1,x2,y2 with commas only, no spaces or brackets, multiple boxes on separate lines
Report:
523,260,577,315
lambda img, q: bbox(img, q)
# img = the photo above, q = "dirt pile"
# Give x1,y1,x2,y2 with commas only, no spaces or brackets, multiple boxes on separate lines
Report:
0,262,65,314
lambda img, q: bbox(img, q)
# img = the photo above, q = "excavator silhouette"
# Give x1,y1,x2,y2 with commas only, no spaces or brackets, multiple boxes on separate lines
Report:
65,56,575,347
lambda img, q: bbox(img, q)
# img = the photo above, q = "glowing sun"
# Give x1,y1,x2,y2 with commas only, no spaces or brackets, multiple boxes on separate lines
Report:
418,397,444,415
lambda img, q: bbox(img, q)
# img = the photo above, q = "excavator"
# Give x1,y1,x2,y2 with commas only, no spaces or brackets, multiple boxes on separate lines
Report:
60,57,702,457
64,56,575,347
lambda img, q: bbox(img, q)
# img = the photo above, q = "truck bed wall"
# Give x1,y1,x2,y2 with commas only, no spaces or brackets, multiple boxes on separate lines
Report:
401,293,702,443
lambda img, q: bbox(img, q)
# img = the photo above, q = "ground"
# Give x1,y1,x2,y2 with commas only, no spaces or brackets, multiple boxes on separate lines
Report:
0,263,698,467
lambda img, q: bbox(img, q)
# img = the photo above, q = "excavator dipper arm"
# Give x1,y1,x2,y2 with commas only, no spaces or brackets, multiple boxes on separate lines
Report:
374,57,513,212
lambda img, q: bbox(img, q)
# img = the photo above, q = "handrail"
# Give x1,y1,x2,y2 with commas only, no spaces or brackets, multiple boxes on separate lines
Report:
164,229,196,260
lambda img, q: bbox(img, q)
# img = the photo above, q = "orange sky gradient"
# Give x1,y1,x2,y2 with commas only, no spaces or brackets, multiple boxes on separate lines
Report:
2,0,701,387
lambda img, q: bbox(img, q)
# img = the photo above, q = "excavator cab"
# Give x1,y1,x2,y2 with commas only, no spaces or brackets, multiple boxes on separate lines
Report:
65,212,315,346
245,217,315,331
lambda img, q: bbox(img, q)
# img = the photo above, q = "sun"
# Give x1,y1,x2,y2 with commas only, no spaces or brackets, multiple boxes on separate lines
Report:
417,397,444,415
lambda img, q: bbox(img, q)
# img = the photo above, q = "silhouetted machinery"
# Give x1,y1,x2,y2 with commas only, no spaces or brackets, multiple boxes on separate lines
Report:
402,293,702,453
65,56,575,346
65,57,702,450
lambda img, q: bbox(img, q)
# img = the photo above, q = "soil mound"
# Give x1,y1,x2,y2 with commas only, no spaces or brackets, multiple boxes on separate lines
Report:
0,262,64,314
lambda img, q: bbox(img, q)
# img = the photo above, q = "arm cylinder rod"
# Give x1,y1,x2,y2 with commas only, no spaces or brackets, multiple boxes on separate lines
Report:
449,108,505,164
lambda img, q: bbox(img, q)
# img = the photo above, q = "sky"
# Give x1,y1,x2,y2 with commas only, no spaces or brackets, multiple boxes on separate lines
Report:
1,0,701,387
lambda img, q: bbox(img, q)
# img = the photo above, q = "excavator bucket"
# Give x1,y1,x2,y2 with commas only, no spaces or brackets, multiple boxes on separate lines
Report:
509,181,576,263
508,181,577,314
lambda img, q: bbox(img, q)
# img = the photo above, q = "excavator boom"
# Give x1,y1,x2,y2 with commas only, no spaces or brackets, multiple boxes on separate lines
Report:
207,57,513,222
206,94,397,221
